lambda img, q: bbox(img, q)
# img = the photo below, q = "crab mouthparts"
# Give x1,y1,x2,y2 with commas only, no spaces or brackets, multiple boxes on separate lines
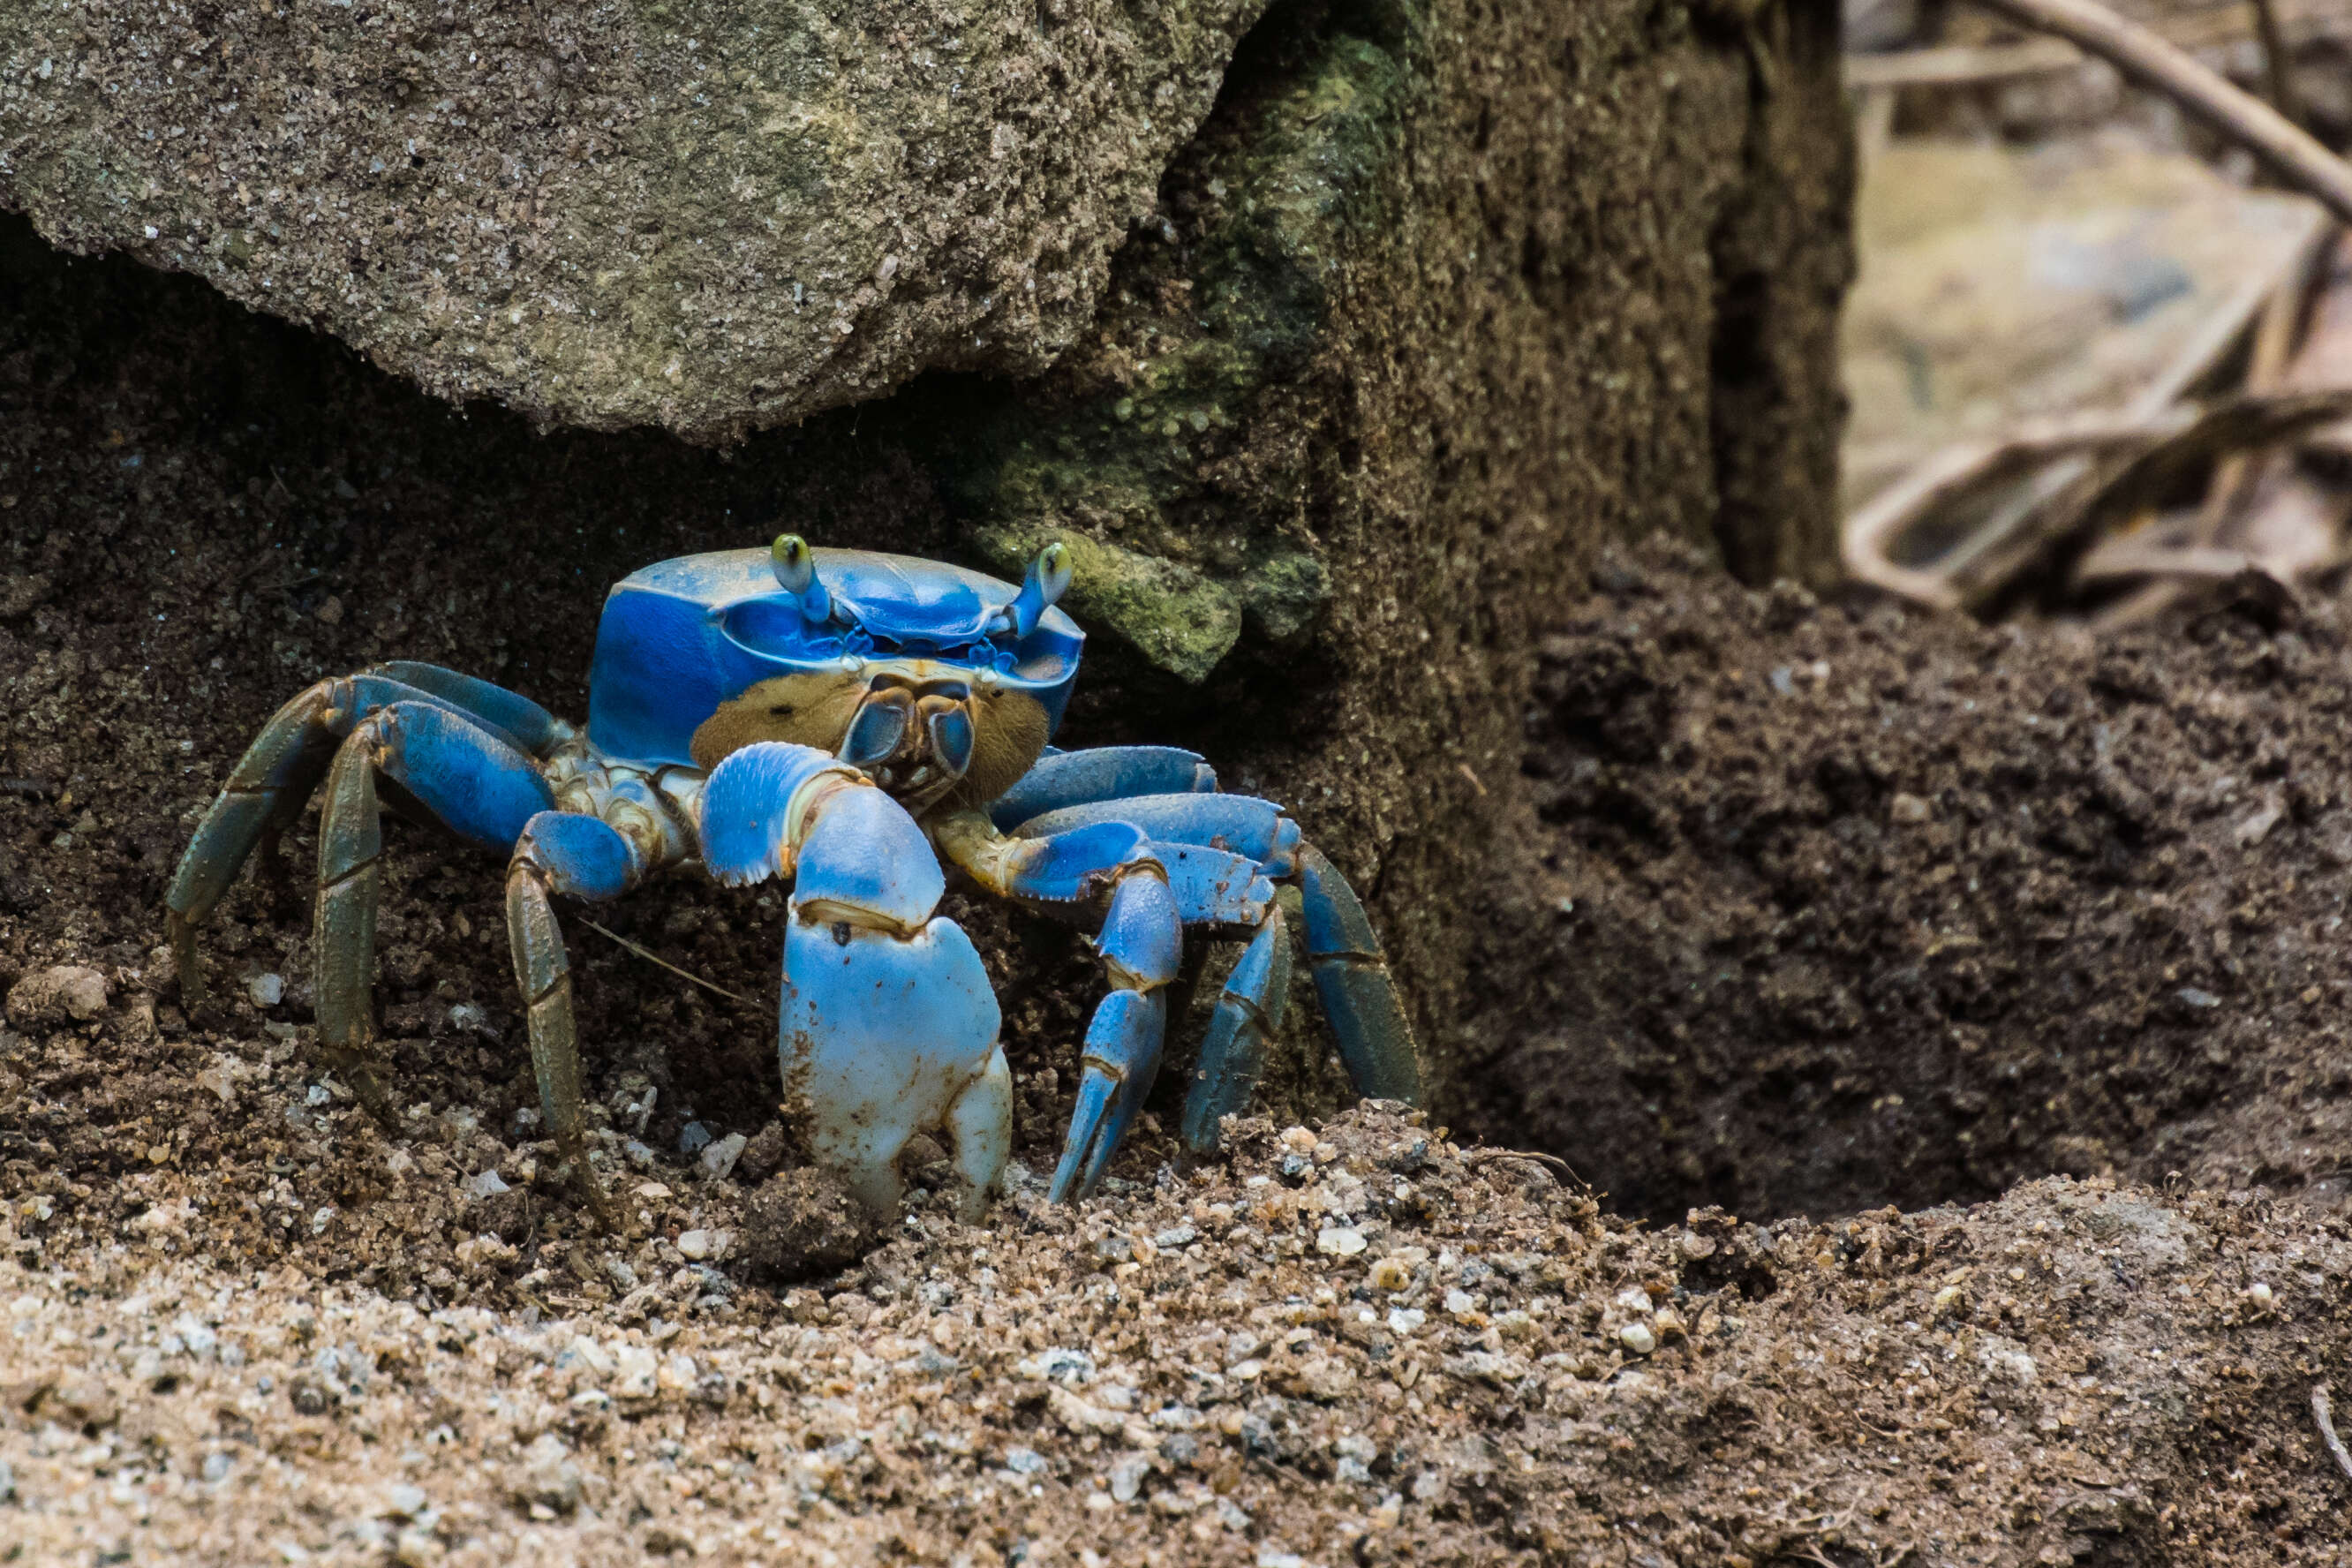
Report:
838,676,976,800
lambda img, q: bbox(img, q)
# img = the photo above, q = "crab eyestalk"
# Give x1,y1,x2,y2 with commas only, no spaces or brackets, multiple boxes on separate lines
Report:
771,533,834,624
1001,541,1073,640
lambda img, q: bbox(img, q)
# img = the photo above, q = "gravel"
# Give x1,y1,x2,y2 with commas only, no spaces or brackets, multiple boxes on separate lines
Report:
5,1106,2351,1565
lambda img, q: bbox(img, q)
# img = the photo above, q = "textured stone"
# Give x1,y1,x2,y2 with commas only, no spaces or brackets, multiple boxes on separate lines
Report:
0,0,1265,441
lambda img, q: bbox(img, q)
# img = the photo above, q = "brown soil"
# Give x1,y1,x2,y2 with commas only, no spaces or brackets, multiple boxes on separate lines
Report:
1473,538,2352,1226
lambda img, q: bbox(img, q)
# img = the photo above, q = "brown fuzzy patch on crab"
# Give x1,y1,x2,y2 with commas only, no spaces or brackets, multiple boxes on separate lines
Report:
944,686,1051,813
690,672,871,771
690,670,1050,814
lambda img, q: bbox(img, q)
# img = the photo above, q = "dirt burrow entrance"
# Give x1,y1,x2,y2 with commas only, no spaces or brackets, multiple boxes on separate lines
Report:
1477,536,2352,1225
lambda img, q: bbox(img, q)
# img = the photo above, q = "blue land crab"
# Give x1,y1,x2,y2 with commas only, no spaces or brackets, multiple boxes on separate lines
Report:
167,539,1419,1221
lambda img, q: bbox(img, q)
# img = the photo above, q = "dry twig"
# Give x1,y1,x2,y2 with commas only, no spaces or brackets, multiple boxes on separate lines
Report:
1962,0,2352,227
2318,1383,2352,1486
1844,38,2081,87
2250,0,2304,131
1463,1147,1580,1180
1843,215,2332,613
579,917,756,1006
1843,409,2195,607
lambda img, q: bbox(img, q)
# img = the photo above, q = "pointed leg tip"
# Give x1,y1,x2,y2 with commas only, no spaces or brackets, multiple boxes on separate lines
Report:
579,1177,622,1233
166,913,207,1008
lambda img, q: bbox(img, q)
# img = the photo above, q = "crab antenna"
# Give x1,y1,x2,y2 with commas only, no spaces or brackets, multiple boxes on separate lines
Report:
1003,541,1073,638
771,533,833,623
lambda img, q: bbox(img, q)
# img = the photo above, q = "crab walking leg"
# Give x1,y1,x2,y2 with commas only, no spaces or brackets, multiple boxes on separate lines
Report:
505,812,640,1225
1051,867,1184,1202
997,795,1419,1116
364,661,569,757
313,702,555,1122
703,743,1006,1218
167,672,546,1006
937,806,1273,1199
1179,903,1296,1153
987,745,1219,832
1294,843,1421,1104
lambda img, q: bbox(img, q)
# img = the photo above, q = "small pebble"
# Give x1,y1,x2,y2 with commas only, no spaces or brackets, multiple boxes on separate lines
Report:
1108,1454,1150,1503
678,1121,713,1156
1888,792,1930,824
2246,1281,2273,1306
699,1131,747,1180
1315,1225,1367,1256
247,972,285,1007
1619,1322,1657,1354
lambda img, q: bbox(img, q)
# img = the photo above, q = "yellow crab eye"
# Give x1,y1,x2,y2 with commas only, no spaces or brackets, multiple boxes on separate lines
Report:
1033,541,1073,607
772,533,815,592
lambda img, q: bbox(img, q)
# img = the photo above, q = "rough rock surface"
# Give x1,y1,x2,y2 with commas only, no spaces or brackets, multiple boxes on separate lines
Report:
4,1107,2349,1566
0,0,1264,440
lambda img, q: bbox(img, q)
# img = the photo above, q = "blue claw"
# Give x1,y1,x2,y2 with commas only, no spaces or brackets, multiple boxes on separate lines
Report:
989,746,1218,831
1180,906,1294,1152
704,740,1011,1217
1044,868,1183,1202
1049,988,1168,1203
781,914,1003,1217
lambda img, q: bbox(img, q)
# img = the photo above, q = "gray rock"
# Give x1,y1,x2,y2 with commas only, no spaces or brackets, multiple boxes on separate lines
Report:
0,0,1268,441
698,1131,747,1180
4,965,108,1027
513,1433,582,1515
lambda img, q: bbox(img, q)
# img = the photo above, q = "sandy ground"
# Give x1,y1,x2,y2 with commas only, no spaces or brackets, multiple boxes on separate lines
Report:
5,1108,2351,1566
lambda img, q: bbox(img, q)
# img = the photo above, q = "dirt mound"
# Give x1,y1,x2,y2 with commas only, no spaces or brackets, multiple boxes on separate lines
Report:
7,1106,2351,1566
1477,537,2352,1221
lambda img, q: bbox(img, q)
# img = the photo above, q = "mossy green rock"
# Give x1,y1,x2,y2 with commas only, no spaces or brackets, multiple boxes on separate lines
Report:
974,524,1242,684
952,25,1401,679
0,0,1266,441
